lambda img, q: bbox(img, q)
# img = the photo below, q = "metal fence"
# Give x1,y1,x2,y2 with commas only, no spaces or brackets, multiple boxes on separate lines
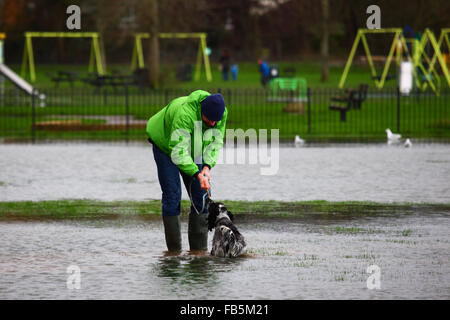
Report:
0,85,449,143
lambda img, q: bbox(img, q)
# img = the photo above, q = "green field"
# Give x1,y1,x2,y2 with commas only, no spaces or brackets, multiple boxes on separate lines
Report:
1,61,449,142
10,61,410,89
1,88,448,142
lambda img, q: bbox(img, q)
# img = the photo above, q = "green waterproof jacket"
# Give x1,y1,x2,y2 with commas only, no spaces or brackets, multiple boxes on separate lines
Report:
146,90,227,177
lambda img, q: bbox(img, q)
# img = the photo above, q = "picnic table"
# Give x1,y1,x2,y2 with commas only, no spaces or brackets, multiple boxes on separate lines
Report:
47,71,79,88
82,68,150,92
81,74,134,93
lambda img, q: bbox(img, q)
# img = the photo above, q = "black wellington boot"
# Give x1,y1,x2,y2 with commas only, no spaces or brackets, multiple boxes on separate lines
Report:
162,215,182,252
188,212,208,251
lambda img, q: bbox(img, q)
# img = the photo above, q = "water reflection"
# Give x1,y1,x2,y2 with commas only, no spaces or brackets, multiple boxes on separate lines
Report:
1,212,449,299
153,252,243,286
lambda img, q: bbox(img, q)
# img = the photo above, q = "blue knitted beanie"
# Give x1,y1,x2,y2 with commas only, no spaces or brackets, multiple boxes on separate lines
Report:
201,93,225,121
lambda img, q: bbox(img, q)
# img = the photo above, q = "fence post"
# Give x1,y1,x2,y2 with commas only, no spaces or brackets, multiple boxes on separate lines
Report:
307,87,311,134
396,87,400,133
125,85,129,145
31,89,36,144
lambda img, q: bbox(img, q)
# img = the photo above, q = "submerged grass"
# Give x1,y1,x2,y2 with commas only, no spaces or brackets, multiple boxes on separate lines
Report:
0,199,448,221
326,226,386,235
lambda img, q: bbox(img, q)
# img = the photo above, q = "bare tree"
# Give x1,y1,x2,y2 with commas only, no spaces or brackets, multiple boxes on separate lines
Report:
147,0,160,88
320,0,329,82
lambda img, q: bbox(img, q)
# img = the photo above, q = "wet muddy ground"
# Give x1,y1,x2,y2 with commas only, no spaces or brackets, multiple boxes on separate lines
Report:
1,207,448,299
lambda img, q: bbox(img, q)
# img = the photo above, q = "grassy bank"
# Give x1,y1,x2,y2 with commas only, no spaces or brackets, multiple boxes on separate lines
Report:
0,199,448,221
10,61,402,89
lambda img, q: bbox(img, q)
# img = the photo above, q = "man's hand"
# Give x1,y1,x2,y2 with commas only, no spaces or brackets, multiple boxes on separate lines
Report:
200,166,210,180
197,173,210,190
197,166,211,190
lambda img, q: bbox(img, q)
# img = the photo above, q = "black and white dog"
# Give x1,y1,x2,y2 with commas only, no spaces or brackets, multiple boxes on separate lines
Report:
206,200,247,258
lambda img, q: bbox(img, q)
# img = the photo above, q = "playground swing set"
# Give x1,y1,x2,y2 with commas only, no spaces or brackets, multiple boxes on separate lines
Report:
2,28,449,97
0,31,215,101
423,28,450,91
130,32,212,82
408,28,450,93
434,28,450,65
20,32,106,83
338,28,450,94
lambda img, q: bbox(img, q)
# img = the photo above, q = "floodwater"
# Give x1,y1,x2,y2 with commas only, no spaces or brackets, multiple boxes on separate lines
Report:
0,208,448,299
0,143,449,203
0,143,449,299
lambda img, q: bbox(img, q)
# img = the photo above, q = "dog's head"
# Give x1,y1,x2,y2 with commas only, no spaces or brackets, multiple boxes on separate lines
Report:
207,200,234,231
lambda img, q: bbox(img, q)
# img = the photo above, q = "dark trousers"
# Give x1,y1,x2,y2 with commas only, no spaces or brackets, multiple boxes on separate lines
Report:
152,144,209,217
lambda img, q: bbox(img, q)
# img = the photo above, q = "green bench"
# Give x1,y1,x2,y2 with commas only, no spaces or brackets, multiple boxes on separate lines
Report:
268,77,308,102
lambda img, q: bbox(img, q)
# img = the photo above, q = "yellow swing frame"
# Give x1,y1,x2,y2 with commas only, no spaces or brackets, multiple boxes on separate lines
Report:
339,28,409,89
131,32,212,82
21,32,106,82
339,28,450,93
420,28,450,92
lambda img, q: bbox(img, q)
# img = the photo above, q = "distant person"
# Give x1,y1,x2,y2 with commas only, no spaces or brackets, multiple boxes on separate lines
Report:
402,26,416,56
258,59,270,87
219,50,231,81
231,63,238,81
403,26,415,39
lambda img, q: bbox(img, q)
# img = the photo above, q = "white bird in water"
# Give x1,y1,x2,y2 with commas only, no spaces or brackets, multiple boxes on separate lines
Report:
386,128,401,142
294,135,305,146
404,138,412,148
